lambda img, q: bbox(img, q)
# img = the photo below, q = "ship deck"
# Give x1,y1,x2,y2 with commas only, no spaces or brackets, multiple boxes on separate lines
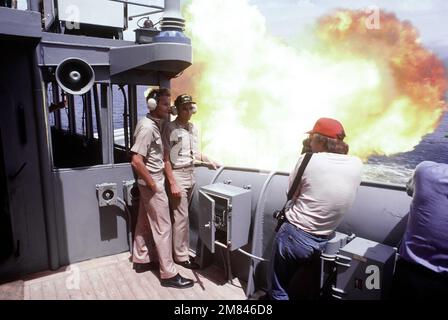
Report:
0,252,247,300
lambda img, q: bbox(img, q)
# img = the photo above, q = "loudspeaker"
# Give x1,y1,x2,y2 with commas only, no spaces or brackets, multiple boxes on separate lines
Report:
56,58,95,95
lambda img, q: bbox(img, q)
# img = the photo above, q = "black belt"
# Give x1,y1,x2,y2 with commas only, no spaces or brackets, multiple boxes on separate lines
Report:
173,164,194,170
309,231,330,240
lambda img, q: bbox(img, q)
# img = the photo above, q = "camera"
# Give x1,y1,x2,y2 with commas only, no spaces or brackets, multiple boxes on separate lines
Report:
273,209,284,220
273,209,287,232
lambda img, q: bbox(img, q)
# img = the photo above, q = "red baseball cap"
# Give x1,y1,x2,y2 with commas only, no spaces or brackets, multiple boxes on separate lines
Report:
306,118,346,140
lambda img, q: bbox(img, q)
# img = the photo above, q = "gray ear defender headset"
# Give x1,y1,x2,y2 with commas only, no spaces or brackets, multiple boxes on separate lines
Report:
170,105,178,116
146,90,158,111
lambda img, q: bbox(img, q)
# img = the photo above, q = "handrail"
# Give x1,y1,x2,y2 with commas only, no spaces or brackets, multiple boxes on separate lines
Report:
108,0,163,10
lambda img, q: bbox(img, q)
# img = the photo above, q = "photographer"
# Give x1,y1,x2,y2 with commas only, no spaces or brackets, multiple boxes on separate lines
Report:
268,118,363,300
392,161,448,298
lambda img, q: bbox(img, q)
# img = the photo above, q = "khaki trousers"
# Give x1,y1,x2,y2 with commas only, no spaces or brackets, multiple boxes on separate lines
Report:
169,168,195,262
132,171,177,279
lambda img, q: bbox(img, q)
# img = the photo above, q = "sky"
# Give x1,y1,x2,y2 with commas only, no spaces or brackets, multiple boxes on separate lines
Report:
248,0,448,58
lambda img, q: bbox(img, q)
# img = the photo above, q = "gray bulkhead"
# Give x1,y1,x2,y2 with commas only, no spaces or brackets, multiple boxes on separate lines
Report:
0,1,192,280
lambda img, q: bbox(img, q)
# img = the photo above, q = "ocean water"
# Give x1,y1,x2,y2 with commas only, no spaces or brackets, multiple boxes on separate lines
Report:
57,86,448,186
365,112,448,185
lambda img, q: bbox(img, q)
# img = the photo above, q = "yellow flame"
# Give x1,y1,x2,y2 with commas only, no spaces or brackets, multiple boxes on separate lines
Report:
173,0,447,172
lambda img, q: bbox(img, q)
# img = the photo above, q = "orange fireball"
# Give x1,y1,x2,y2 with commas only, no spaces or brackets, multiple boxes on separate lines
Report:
173,0,447,169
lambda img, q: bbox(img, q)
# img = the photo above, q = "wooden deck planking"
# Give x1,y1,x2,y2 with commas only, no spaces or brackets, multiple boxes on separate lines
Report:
79,271,98,300
97,265,123,300
134,272,169,300
106,264,136,300
197,277,233,300
192,273,228,300
28,282,43,300
0,252,247,300
41,280,57,300
0,280,24,300
23,283,30,300
86,268,110,300
195,266,246,300
53,276,71,300
115,260,150,300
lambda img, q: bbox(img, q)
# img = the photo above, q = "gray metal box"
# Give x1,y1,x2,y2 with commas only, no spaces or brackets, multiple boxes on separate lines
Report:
198,183,251,253
122,179,139,206
322,232,352,258
134,28,160,44
332,237,397,300
320,232,351,289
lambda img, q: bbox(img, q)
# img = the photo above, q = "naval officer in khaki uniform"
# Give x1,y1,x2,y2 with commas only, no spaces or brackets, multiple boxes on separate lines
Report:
130,88,194,288
163,94,220,269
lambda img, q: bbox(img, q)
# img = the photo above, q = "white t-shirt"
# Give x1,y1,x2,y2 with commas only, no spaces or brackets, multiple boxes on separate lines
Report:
285,152,363,236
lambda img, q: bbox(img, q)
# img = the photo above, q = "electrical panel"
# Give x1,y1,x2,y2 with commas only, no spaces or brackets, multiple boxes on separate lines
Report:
320,232,351,292
96,182,117,207
122,180,139,206
332,237,397,300
198,183,251,253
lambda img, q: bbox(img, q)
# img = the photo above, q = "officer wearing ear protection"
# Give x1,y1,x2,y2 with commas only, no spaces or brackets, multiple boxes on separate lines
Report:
162,94,220,269
130,87,194,288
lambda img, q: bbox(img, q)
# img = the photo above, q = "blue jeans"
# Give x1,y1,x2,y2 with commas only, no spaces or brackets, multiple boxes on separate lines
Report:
269,222,328,300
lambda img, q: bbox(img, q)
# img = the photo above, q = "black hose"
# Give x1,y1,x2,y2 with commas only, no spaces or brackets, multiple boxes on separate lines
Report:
93,84,102,141
118,85,129,151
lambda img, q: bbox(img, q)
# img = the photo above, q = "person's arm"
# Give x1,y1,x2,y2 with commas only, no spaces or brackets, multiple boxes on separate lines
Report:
191,124,220,169
162,124,182,198
163,152,182,198
195,153,221,170
131,153,158,193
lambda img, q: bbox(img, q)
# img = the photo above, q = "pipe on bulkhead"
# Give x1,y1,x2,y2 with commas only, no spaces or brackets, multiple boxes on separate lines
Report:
30,52,60,270
27,0,39,12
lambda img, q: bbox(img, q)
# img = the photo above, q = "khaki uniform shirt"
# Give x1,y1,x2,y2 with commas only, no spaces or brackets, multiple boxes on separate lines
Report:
163,120,199,169
131,114,165,173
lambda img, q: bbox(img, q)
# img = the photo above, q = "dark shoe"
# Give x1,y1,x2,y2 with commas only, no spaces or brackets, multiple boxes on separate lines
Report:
175,259,200,270
161,274,194,289
133,262,159,273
